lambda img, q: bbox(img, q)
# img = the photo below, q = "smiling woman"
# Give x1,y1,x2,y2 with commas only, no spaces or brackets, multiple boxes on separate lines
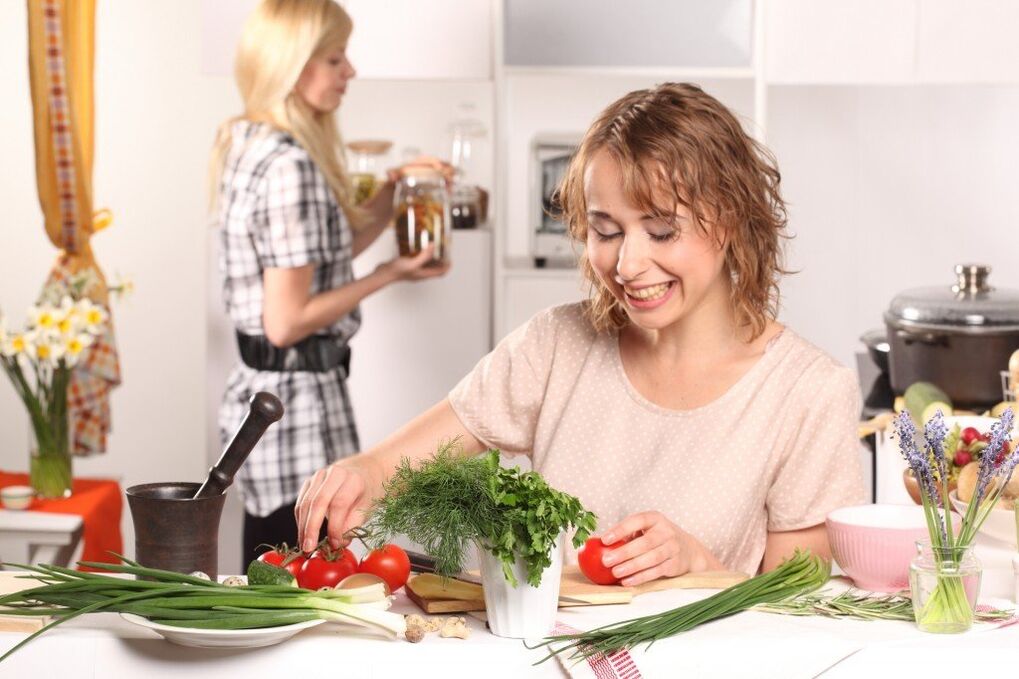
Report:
295,82,866,582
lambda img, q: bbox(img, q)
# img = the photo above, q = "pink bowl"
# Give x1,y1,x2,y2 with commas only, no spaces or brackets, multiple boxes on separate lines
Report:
826,504,934,592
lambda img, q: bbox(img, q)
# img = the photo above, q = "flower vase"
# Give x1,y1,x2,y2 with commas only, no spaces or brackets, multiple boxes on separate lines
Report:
478,534,563,638
29,420,72,499
909,541,981,633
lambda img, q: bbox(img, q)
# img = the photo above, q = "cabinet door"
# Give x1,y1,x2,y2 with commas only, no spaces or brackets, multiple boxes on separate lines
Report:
348,230,492,448
344,0,492,80
499,274,587,341
915,0,1019,83
765,0,916,84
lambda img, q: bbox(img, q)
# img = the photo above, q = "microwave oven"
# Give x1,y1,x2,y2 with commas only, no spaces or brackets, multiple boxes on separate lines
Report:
530,134,581,268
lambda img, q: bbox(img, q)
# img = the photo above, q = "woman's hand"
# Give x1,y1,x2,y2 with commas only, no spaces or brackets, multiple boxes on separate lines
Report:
386,155,456,185
295,460,378,552
599,511,725,587
375,246,450,282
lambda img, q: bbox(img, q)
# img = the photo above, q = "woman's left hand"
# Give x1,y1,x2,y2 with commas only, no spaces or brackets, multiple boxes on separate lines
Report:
599,511,724,587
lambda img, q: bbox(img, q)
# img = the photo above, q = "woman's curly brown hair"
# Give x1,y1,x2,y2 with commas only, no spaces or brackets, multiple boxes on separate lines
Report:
558,82,789,339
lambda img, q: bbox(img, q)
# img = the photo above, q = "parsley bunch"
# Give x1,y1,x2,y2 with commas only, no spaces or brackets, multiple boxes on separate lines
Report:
364,440,596,587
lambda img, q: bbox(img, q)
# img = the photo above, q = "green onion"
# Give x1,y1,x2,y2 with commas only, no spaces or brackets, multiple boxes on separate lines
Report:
0,559,406,663
528,550,830,664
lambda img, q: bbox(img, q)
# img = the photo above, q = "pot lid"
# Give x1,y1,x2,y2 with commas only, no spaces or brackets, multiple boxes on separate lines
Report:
886,265,1019,328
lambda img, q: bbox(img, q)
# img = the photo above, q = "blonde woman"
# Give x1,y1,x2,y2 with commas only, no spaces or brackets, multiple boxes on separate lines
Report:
295,83,866,582
211,0,447,567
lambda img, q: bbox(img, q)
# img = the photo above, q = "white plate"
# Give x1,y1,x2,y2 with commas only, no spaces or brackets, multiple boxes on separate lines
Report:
120,613,325,648
949,490,1018,548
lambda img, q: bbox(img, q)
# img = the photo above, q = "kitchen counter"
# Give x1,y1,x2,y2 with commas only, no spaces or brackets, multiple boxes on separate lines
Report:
2,535,1017,678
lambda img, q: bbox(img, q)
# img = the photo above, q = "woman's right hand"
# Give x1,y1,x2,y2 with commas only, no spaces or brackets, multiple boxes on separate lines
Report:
376,245,450,282
295,461,376,552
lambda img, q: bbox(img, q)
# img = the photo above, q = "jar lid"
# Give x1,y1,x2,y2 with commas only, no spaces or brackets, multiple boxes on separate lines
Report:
885,264,1019,330
346,139,392,155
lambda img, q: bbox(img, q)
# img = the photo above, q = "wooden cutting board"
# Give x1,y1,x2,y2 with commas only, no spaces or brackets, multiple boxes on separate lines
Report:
405,565,748,614
0,571,50,633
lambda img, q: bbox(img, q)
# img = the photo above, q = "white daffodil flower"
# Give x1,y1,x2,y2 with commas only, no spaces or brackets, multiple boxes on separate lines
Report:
74,299,108,335
62,332,93,367
28,304,58,332
0,331,28,358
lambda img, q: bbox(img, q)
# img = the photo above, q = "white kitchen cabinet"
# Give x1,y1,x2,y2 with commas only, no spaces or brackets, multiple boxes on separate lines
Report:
766,0,1019,85
348,229,493,448
343,0,492,80
498,270,587,342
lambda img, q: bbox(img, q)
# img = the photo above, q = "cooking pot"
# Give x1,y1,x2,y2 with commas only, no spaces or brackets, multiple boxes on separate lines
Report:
884,264,1019,410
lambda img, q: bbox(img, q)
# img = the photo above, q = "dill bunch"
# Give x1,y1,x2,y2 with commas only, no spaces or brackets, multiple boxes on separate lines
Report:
362,439,500,577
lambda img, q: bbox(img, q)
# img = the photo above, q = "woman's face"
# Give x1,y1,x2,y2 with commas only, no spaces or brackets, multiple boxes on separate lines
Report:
584,149,729,332
295,45,356,114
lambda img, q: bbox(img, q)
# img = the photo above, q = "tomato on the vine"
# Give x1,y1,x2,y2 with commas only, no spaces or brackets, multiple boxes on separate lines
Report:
298,544,358,590
257,544,307,579
358,544,411,592
577,536,627,585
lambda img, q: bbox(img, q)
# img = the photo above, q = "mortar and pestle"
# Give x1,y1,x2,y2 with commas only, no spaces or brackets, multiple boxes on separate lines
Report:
125,392,284,579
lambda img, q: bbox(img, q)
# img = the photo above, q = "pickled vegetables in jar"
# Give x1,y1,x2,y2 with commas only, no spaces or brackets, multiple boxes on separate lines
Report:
393,169,449,266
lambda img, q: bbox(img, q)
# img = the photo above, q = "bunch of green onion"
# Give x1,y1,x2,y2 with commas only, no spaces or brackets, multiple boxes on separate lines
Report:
530,550,830,664
0,558,406,663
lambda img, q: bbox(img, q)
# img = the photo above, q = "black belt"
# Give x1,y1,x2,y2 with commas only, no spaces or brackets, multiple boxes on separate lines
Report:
237,331,351,376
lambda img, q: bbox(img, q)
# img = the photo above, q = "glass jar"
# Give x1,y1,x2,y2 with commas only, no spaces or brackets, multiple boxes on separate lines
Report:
908,540,981,633
346,139,392,205
393,169,449,266
450,184,481,230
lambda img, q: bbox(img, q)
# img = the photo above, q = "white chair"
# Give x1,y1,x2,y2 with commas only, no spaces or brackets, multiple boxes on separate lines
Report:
0,510,83,568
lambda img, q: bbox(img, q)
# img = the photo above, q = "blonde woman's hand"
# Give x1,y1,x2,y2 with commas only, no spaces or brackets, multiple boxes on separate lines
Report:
376,246,450,282
295,461,378,552
598,511,725,587
386,155,456,185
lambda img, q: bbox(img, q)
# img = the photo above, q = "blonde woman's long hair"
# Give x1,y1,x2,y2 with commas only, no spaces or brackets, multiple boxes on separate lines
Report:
209,0,362,226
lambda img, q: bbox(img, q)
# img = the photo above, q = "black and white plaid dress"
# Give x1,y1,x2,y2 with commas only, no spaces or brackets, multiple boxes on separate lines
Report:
216,120,361,517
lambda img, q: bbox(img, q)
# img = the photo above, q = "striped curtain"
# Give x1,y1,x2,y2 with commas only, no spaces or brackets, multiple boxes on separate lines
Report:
27,0,120,455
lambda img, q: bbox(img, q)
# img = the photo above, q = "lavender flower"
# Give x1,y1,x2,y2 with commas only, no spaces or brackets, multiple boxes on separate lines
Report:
893,411,947,543
975,408,1016,502
924,410,949,484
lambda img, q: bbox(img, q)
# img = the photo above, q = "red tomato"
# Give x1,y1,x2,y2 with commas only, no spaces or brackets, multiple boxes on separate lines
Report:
577,536,626,586
954,450,972,467
960,427,981,446
257,546,307,578
298,546,358,590
358,544,411,592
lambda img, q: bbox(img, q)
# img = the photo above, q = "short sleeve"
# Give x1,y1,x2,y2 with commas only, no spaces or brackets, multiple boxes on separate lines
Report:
766,364,867,531
448,308,559,456
251,154,332,269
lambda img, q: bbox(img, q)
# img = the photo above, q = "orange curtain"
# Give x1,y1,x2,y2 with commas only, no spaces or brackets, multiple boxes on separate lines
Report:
27,0,120,454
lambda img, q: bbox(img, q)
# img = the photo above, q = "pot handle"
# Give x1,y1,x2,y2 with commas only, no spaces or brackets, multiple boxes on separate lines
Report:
895,328,949,347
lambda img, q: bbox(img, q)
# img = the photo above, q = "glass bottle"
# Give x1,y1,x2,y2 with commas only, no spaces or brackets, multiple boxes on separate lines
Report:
393,167,450,266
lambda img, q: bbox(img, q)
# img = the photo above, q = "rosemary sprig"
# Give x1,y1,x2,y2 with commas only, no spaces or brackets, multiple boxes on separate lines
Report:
756,589,1013,622
529,549,830,664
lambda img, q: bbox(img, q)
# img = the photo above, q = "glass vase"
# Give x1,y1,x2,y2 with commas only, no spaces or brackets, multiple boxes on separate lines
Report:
29,420,73,499
909,540,981,633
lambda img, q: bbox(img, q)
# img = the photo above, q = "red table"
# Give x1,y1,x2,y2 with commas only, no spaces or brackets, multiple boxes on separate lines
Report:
0,472,122,571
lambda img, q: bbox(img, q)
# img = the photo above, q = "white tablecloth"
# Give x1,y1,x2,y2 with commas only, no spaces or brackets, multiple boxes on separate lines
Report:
1,535,1016,678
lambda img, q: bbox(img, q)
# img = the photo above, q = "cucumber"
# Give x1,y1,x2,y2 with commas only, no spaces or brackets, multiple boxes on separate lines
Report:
904,382,952,424
246,559,297,587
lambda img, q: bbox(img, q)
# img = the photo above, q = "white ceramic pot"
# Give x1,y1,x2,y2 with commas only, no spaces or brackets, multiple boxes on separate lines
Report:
478,534,563,638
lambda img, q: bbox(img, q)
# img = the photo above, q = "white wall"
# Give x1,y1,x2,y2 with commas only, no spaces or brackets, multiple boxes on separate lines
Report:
769,85,1019,368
